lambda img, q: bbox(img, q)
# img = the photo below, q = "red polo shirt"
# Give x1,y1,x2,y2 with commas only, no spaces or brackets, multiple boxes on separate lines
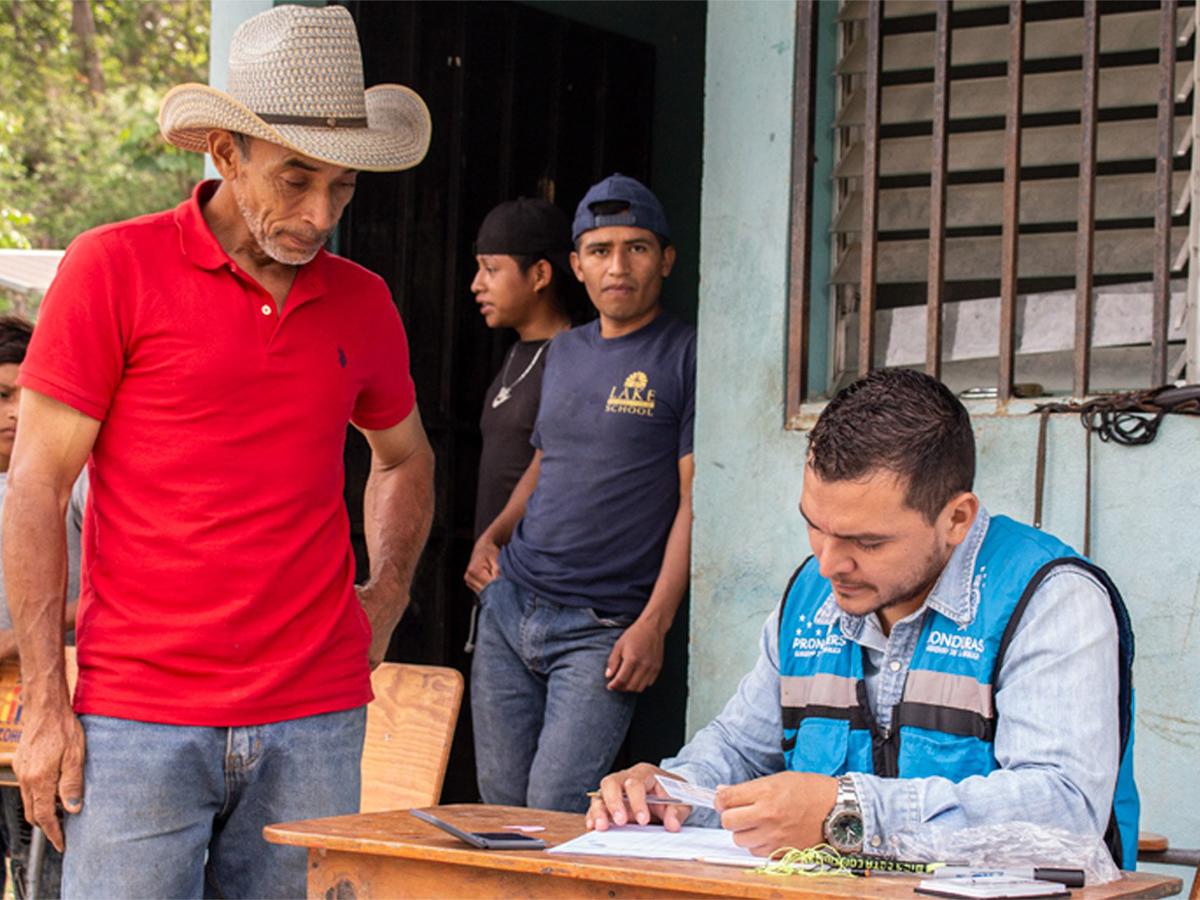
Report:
19,181,416,725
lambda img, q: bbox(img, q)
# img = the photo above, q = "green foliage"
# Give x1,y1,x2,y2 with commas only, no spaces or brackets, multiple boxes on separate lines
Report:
0,1,210,249
0,209,33,250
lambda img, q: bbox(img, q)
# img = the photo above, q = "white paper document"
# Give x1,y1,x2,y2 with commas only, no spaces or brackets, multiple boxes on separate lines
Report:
653,775,717,809
916,876,1069,899
548,824,755,861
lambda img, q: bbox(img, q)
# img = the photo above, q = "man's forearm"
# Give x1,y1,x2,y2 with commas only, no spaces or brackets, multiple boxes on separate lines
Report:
362,445,435,618
481,452,540,547
0,629,16,662
660,608,787,812
636,494,692,635
0,600,75,662
852,765,1106,853
3,479,71,711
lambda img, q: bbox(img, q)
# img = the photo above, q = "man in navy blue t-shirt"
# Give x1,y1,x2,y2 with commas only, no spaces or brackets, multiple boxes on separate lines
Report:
464,175,695,812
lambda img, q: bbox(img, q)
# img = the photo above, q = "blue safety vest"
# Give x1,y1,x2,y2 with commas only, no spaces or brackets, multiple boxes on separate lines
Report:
777,514,1139,868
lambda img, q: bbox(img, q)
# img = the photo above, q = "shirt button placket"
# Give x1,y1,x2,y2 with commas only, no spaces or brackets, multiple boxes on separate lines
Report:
253,293,276,347
258,301,276,348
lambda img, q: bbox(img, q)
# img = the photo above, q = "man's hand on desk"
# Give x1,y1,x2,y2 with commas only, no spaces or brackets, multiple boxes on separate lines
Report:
715,771,839,856
586,762,692,832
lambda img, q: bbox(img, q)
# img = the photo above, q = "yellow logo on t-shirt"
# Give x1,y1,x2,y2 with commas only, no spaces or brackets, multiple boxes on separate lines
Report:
606,371,656,416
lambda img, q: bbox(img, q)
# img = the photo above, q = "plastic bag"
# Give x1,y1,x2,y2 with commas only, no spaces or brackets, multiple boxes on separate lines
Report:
882,822,1121,885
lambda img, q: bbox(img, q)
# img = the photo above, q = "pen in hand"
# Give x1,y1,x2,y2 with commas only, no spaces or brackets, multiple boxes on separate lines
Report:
584,790,680,805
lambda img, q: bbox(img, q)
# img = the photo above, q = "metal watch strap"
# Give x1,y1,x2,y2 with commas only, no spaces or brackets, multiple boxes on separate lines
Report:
835,774,859,811
823,775,863,852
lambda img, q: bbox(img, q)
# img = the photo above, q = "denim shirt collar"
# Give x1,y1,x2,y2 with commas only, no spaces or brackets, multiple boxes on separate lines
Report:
813,506,991,636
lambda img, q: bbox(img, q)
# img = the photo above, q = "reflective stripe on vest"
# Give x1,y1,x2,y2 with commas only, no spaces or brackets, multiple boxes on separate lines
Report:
895,669,995,741
780,673,867,732
779,669,995,739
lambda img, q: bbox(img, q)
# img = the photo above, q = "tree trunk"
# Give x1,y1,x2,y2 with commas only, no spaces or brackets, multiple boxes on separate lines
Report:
183,0,197,65
70,0,105,98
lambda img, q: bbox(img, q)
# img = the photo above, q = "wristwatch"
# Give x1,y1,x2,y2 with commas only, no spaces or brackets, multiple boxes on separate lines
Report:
822,775,864,853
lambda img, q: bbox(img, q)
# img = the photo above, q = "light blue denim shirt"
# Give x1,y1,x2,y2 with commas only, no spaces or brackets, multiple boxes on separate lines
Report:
662,508,1120,850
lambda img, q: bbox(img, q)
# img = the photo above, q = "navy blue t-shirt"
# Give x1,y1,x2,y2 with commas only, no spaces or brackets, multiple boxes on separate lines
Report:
499,312,696,615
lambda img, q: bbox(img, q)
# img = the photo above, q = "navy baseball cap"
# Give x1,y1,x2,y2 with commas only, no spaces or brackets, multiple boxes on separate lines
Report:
571,174,670,243
475,198,574,275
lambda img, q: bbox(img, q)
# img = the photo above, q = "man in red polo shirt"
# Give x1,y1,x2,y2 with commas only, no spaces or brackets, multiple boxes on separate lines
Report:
2,6,434,898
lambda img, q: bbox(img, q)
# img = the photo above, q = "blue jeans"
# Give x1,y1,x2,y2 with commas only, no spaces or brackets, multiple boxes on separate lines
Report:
470,576,638,813
62,707,365,899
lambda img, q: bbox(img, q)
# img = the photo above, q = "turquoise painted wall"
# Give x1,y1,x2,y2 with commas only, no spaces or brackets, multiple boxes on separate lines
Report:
694,0,1200,855
204,0,274,179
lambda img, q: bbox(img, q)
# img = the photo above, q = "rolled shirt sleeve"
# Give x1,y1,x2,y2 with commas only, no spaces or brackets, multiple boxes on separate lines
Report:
660,605,787,827
852,566,1120,850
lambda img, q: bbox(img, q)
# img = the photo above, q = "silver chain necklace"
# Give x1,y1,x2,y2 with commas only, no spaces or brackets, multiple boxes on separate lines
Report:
492,341,549,408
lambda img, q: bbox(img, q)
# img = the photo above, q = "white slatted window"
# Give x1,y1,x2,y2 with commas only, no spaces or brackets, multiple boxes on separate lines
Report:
824,0,1196,397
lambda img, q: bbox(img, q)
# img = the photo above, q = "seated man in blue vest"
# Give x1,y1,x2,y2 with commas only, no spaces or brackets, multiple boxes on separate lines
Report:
587,368,1138,868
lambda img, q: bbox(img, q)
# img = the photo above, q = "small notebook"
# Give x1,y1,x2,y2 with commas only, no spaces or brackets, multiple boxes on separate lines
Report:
916,876,1070,899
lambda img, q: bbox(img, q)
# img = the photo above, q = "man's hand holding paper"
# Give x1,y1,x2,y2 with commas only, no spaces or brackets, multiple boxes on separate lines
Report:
653,775,716,809
715,771,838,856
587,763,694,832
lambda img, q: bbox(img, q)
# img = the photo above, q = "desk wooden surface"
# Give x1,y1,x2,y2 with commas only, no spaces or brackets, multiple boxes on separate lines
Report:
264,804,1183,899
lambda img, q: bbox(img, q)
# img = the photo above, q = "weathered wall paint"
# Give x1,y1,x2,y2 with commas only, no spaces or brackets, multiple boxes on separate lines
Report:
695,0,1200,852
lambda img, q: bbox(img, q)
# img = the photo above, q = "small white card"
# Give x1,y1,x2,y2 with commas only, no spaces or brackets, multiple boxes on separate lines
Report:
654,775,717,809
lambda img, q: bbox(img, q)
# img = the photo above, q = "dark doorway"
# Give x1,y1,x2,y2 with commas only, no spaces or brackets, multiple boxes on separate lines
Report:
337,0,663,803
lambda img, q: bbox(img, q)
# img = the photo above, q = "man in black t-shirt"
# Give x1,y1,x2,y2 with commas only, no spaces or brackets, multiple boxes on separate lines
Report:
465,175,695,813
469,199,576,538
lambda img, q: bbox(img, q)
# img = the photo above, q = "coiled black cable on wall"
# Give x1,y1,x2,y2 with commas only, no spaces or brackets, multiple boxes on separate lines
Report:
1031,384,1200,556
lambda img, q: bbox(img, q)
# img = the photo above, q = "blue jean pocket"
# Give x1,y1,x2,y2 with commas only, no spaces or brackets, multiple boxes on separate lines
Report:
584,607,637,628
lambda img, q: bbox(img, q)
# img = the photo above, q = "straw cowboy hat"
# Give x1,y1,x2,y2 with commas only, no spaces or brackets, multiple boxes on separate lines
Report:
159,4,430,173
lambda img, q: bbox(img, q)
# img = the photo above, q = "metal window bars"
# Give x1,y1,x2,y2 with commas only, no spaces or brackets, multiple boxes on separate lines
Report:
786,0,1197,417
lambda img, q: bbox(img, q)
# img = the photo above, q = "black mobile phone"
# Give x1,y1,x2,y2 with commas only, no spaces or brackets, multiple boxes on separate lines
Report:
409,808,547,851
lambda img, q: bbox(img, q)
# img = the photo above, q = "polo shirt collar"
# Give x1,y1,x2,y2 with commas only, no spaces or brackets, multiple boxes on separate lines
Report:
811,506,992,633
288,248,328,307
175,181,230,271
173,180,330,306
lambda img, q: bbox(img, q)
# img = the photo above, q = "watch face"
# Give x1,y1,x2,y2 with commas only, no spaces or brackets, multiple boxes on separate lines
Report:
827,810,864,852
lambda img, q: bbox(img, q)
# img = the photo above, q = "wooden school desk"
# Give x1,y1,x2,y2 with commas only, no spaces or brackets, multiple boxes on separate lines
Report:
264,803,1184,899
